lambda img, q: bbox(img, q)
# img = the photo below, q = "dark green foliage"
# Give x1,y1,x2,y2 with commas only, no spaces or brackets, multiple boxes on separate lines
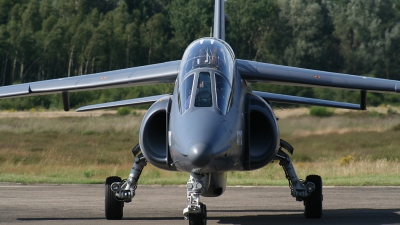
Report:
117,107,130,116
0,0,400,110
309,106,334,117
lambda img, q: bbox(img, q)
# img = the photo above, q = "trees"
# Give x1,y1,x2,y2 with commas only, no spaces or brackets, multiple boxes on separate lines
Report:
0,0,399,110
278,0,338,71
226,0,282,62
169,0,214,56
0,24,9,86
140,13,168,64
330,0,400,79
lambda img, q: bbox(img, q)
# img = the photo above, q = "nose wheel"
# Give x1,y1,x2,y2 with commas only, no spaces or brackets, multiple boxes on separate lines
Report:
188,202,207,225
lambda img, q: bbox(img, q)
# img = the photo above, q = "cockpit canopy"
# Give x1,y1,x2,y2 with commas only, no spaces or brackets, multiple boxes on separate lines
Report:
179,38,235,85
177,38,235,115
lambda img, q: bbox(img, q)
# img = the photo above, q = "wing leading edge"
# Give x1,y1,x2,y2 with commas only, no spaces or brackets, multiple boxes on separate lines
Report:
254,91,363,110
0,60,180,98
76,94,171,112
237,59,400,94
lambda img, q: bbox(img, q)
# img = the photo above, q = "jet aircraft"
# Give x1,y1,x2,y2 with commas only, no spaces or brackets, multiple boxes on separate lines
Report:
1,1,400,225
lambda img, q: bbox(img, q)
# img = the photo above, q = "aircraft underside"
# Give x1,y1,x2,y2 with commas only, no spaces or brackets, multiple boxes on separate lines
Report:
105,137,323,224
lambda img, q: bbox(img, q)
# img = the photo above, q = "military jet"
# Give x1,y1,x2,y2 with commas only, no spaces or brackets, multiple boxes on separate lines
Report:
1,0,400,224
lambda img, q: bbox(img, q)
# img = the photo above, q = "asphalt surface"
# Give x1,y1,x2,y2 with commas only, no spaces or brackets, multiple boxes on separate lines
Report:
1,183,399,225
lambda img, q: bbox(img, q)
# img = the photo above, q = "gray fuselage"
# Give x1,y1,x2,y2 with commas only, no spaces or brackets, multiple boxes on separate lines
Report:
169,38,249,173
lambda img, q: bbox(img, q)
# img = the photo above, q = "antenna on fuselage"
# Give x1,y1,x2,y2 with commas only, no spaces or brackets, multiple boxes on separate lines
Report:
213,0,225,41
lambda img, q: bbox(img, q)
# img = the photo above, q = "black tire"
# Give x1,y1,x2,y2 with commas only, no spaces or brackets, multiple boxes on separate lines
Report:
105,176,124,220
188,202,207,225
304,175,323,218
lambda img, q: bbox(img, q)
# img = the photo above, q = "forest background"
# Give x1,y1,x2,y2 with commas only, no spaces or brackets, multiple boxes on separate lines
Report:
0,0,400,110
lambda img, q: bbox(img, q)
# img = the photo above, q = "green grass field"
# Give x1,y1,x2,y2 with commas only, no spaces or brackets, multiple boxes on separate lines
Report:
0,107,400,185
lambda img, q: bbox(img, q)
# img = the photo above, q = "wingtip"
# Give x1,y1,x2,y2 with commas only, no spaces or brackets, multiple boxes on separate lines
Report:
75,107,90,112
396,81,400,93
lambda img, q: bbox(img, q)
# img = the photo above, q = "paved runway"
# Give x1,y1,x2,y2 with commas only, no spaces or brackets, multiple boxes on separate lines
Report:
1,183,399,225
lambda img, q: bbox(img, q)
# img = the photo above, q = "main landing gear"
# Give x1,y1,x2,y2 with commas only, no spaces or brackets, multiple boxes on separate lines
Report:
105,144,146,220
276,139,323,218
105,143,208,225
104,141,321,222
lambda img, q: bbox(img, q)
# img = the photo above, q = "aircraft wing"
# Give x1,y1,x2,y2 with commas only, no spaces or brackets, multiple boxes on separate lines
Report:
253,91,361,110
0,60,180,98
76,94,171,112
237,59,400,94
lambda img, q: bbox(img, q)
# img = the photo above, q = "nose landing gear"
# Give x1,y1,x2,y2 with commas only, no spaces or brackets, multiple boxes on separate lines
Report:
183,172,208,225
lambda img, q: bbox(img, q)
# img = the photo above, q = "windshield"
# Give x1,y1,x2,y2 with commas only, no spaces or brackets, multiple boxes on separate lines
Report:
215,73,232,114
179,74,194,113
179,38,234,85
194,72,212,107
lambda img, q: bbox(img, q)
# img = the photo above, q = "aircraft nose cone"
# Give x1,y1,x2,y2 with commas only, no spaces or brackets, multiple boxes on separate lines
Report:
189,143,212,167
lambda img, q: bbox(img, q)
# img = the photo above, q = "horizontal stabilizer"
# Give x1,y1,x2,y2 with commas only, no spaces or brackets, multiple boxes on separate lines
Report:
254,91,364,110
76,94,170,112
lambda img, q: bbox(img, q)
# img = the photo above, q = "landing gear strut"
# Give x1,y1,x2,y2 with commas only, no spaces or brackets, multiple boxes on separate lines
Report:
183,172,208,225
105,144,147,220
276,139,323,218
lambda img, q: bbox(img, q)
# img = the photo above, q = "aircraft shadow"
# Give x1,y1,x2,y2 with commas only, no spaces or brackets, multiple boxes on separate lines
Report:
17,208,400,225
18,218,105,221
17,217,184,221
210,208,400,225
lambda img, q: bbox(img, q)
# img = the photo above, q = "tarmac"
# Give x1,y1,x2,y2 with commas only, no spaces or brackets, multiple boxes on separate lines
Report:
1,183,399,225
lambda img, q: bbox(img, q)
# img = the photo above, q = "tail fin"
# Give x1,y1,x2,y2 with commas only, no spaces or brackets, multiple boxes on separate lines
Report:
213,0,225,40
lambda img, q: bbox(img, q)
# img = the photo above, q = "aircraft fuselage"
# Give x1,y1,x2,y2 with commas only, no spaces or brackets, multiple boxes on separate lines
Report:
169,67,247,173
169,37,268,174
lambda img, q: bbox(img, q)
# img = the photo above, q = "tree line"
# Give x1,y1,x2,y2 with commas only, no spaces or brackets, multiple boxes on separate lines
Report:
0,0,400,110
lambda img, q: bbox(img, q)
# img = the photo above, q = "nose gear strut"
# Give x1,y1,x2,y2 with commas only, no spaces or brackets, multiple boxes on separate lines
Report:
183,172,208,225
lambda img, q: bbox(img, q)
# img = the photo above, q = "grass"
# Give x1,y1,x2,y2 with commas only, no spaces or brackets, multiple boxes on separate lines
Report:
309,106,334,117
1,108,400,185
